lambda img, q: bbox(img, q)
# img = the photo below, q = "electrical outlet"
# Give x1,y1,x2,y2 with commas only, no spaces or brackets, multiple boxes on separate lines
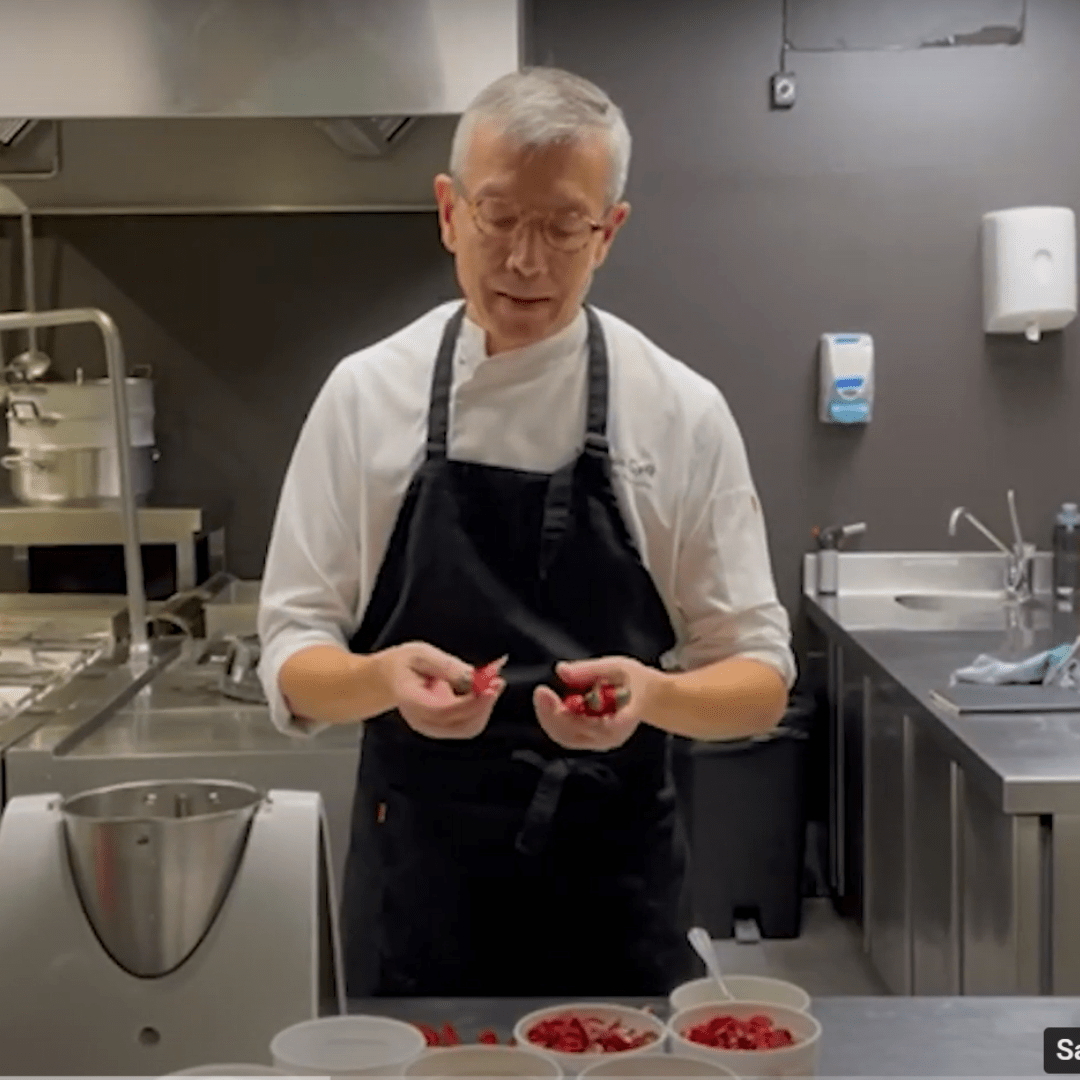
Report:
771,71,797,109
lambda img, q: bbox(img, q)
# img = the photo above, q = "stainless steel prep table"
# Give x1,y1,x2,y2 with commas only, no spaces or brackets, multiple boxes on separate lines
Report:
351,995,1080,1077
4,638,361,894
809,594,1080,815
806,588,1080,997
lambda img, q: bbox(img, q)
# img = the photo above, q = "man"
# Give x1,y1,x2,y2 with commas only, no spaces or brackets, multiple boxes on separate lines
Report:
259,66,796,998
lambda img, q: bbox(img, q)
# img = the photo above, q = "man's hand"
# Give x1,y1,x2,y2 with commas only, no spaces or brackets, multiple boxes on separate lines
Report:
532,655,664,751
382,642,506,740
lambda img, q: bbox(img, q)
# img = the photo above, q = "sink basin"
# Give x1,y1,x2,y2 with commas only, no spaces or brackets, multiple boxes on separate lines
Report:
804,552,1059,632
895,593,1010,612
885,592,1053,632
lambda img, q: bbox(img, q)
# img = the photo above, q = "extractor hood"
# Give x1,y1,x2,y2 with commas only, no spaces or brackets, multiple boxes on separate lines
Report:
0,0,522,213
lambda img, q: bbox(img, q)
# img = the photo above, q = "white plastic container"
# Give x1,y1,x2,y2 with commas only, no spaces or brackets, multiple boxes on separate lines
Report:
669,974,812,1013
579,1053,736,1078
983,206,1077,342
168,1067,291,1077
513,1003,666,1075
270,1015,427,1076
668,1001,822,1077
403,1044,563,1079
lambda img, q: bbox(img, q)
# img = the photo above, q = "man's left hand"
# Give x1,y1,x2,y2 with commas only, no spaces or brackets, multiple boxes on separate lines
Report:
532,656,664,751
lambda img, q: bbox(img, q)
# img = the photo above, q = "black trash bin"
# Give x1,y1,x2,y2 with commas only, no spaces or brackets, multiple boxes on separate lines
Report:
672,697,815,939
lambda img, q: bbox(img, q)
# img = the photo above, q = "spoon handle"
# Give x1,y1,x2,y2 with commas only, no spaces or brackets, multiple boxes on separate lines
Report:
687,926,733,1000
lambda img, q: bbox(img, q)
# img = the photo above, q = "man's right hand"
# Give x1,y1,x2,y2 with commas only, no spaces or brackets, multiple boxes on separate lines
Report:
379,642,505,739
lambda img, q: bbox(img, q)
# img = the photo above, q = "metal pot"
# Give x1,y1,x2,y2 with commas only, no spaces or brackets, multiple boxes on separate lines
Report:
6,376,154,451
1,444,156,505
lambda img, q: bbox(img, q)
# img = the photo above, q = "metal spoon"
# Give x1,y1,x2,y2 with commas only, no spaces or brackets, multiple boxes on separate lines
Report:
687,926,734,1000
8,204,50,380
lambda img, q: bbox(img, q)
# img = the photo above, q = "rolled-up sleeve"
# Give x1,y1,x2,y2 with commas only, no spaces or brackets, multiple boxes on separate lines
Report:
258,364,363,735
673,391,797,689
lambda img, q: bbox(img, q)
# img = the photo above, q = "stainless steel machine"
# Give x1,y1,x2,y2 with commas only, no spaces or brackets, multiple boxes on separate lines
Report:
0,301,360,1073
4,632,362,894
0,778,344,1074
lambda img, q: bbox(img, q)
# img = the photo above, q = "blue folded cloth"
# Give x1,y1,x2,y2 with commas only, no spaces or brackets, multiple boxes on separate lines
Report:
951,642,1079,686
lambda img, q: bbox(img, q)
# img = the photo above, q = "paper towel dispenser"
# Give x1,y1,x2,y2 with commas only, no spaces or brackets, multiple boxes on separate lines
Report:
982,206,1078,343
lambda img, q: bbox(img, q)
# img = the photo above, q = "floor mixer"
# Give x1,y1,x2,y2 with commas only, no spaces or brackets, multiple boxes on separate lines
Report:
0,778,345,1074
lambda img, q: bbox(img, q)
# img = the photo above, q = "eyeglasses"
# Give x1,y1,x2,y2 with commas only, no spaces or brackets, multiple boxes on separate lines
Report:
456,186,607,253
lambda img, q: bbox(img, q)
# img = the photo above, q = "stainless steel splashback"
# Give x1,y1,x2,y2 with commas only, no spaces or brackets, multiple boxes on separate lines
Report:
0,0,520,118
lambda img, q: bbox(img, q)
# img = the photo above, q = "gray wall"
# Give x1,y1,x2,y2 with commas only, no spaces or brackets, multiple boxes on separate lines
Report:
6,0,1080,650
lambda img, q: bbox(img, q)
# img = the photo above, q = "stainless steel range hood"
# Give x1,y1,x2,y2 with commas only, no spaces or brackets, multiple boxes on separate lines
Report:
0,0,522,213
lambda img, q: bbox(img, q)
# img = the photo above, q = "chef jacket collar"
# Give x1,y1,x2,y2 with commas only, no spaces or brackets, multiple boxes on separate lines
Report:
457,305,588,379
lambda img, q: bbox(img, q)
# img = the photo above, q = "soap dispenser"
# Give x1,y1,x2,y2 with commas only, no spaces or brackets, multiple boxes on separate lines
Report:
819,334,874,424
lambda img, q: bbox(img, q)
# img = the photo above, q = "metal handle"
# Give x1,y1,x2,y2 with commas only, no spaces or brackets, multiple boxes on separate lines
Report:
0,451,51,471
149,611,194,640
223,635,257,682
20,207,37,357
0,308,149,664
1007,489,1026,555
6,398,61,424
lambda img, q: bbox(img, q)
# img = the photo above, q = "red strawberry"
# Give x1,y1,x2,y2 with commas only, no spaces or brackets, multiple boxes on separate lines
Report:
450,655,507,696
415,1023,440,1047
473,660,501,695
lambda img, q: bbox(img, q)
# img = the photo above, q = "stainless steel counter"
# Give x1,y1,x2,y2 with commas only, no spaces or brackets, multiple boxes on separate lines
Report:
350,995,1080,1076
808,594,1080,814
807,578,1080,997
3,637,361,894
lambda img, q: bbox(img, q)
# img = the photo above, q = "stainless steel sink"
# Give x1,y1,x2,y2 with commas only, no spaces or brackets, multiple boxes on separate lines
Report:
894,593,1009,612
802,551,1057,632
888,591,1051,631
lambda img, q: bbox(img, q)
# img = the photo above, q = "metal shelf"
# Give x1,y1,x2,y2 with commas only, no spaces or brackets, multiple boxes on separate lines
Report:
0,505,223,591
0,505,204,546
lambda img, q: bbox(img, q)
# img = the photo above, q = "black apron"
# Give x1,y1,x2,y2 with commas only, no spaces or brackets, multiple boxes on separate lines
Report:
341,305,695,997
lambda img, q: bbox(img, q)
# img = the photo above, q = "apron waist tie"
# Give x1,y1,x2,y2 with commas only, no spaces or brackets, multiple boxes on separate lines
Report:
511,749,620,856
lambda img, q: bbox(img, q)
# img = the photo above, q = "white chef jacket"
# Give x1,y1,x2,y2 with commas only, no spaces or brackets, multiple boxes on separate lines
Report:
258,301,796,734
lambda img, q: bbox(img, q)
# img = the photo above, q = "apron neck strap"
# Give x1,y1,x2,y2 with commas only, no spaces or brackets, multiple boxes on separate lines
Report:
425,304,610,461
425,305,467,460
582,306,610,455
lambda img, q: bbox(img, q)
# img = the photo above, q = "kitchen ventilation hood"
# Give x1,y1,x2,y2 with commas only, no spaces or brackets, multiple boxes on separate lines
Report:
0,0,522,213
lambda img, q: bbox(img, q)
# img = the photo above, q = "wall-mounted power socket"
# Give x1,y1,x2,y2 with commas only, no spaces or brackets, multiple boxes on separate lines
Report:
771,71,797,109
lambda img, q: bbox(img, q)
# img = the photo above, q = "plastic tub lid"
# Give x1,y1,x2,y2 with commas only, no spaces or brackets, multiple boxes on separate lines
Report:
270,1015,426,1075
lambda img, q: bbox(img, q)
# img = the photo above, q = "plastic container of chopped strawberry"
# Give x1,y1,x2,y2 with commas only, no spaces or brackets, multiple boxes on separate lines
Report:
513,1003,666,1074
667,1001,823,1076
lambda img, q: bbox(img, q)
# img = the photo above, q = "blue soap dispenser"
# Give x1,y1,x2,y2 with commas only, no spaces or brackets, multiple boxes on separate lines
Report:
819,333,874,425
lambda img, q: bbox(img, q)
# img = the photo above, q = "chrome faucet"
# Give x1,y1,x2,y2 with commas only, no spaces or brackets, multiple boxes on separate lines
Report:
948,489,1034,602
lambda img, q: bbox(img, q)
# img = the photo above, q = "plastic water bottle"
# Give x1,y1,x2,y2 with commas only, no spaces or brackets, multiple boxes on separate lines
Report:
1053,503,1080,611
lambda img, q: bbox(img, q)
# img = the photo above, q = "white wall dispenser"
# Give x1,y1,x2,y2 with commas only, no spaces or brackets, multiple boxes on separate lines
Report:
819,333,874,425
982,206,1077,343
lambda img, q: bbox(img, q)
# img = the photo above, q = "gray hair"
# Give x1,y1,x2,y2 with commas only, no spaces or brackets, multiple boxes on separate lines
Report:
449,67,631,207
